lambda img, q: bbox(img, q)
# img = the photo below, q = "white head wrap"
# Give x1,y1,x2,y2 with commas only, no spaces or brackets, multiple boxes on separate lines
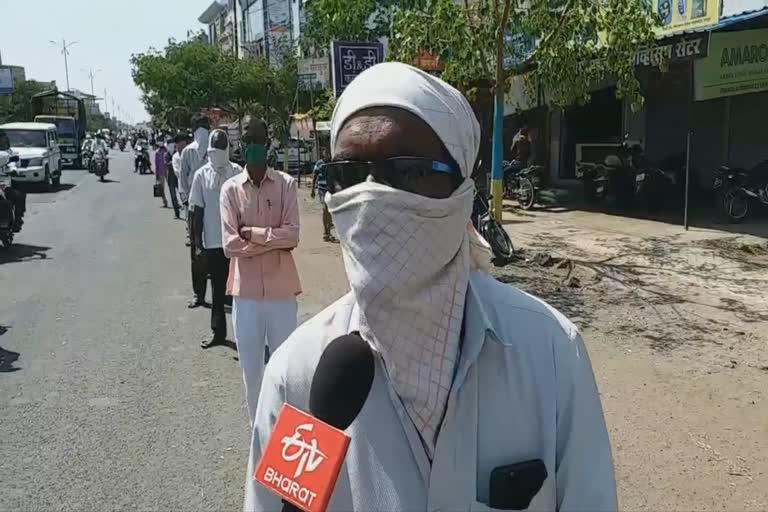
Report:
207,129,231,170
327,63,491,457
331,62,480,178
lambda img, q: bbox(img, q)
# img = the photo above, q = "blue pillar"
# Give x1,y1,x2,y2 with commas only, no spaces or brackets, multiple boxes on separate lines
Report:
490,87,504,221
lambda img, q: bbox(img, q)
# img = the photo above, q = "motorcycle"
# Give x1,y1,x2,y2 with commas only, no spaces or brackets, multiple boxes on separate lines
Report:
0,168,20,247
714,162,768,222
135,145,150,174
502,160,543,210
93,152,109,182
577,138,647,208
472,191,515,264
119,139,126,152
82,149,94,173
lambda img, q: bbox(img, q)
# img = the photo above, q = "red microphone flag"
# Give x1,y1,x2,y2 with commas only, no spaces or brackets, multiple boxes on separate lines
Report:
254,404,351,512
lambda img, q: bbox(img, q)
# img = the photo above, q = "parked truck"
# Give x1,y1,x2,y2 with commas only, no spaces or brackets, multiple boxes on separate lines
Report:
31,89,87,168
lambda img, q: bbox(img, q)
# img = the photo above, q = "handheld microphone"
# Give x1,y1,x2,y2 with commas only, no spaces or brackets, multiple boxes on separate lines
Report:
254,334,375,512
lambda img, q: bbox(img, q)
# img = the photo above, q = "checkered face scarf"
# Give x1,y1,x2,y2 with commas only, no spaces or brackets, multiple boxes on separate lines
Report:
326,178,474,456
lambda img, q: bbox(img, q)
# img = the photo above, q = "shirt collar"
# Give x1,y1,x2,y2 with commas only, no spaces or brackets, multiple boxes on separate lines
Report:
240,167,276,187
451,272,497,391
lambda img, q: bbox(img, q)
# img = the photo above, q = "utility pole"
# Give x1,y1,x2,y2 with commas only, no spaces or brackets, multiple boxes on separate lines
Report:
104,88,108,115
232,0,240,58
83,68,101,98
50,39,78,91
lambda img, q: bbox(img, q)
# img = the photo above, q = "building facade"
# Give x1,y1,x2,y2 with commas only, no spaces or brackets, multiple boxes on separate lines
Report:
199,0,242,57
198,0,306,64
503,0,768,196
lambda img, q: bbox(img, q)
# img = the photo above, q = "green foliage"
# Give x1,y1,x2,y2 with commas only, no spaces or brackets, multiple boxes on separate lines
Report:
390,0,657,109
0,80,49,124
302,0,431,54
131,39,301,141
302,0,378,53
308,89,336,121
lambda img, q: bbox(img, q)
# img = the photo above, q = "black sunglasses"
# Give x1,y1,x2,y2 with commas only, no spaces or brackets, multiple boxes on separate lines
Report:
320,157,461,193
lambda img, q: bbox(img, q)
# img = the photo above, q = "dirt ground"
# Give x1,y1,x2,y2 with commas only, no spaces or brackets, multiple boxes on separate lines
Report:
496,205,768,511
297,187,768,510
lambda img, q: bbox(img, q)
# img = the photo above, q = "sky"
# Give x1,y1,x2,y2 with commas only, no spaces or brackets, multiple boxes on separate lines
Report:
0,0,214,124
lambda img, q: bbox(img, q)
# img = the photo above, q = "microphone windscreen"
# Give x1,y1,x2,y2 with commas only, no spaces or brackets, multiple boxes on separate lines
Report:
309,333,375,430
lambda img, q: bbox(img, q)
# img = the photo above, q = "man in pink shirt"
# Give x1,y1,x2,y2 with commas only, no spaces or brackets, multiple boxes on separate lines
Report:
220,118,301,424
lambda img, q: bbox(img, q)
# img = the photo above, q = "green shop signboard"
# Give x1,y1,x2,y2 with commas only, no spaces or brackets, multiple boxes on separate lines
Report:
695,29,768,101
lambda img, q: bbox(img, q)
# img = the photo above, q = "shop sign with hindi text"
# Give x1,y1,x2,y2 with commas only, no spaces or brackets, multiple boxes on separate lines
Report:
331,42,385,98
635,32,709,67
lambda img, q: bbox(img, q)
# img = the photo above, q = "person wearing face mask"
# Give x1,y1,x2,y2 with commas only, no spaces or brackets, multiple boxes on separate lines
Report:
220,117,301,426
154,141,170,208
180,114,211,309
188,129,242,349
164,137,181,218
244,63,616,512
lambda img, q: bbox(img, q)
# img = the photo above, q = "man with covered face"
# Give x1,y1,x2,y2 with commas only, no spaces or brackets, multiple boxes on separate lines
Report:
180,114,212,309
244,63,616,511
189,129,242,349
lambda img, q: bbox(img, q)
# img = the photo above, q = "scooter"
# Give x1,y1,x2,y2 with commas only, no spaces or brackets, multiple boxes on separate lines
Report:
82,149,94,173
135,145,150,174
94,152,109,182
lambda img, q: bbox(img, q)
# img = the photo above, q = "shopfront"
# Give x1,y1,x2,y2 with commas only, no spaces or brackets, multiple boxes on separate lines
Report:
694,27,768,174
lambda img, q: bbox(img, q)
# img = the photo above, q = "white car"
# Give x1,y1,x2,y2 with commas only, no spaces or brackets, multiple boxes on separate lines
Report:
0,122,62,189
273,138,312,173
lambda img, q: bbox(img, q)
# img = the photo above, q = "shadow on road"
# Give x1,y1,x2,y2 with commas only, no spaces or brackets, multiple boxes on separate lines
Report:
533,195,768,239
18,183,76,195
0,244,52,264
99,179,121,184
0,326,21,373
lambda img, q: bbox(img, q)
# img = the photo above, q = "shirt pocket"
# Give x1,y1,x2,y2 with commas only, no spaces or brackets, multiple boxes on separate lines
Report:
239,188,260,225
470,475,555,512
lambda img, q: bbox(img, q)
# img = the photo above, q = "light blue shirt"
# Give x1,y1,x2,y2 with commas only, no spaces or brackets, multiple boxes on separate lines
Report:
245,272,617,512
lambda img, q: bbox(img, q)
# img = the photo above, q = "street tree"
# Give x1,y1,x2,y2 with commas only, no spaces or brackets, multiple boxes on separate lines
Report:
390,0,656,210
391,0,655,107
131,38,303,140
0,80,49,124
302,0,431,53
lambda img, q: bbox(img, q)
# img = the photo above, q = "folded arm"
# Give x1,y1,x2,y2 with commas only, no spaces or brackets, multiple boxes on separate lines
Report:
243,179,300,249
220,184,294,258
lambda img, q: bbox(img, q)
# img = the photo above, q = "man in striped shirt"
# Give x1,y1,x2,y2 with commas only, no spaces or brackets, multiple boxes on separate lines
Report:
311,150,334,242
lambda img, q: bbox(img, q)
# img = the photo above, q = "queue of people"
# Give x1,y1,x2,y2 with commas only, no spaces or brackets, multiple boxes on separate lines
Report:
156,62,616,512
161,114,301,428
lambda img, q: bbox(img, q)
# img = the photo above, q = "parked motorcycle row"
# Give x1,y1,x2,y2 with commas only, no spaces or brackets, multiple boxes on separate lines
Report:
713,162,768,223
576,138,687,214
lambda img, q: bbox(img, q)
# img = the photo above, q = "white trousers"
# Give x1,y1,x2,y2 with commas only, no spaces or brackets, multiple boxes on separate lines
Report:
232,296,298,425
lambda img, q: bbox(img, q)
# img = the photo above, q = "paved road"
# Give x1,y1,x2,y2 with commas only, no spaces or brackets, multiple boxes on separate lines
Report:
0,150,346,511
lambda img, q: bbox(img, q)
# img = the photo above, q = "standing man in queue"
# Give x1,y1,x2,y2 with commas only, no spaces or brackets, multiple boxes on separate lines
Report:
220,118,301,425
179,114,211,309
244,63,616,511
189,129,242,349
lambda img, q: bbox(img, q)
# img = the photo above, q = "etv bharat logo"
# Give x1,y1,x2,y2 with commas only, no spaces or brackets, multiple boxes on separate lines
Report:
281,423,328,478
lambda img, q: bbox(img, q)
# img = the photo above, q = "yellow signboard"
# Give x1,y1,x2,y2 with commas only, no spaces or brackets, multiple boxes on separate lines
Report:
652,0,719,36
